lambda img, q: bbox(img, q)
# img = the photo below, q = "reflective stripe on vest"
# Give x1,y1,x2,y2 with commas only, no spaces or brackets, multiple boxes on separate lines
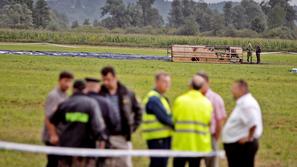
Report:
142,90,172,140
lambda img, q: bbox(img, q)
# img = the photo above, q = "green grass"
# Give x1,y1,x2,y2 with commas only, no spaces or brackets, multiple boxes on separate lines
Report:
1,29,297,52
0,45,296,167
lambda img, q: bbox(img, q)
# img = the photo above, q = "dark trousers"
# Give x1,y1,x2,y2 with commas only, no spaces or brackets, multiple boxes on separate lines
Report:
224,139,259,167
45,142,58,167
256,54,261,64
147,137,171,167
173,157,202,167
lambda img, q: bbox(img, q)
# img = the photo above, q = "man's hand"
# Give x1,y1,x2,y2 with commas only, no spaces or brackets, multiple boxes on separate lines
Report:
49,134,59,145
97,141,106,149
238,136,252,144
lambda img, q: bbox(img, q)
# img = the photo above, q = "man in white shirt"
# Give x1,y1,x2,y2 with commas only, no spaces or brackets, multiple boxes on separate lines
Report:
222,80,263,167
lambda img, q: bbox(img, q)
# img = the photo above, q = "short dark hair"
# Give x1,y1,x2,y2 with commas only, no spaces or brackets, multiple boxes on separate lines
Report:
235,79,249,93
196,71,209,82
73,80,86,92
155,71,170,81
101,66,116,77
59,71,74,80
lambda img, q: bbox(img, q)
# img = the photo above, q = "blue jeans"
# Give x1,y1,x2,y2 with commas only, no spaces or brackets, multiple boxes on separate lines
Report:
147,137,171,167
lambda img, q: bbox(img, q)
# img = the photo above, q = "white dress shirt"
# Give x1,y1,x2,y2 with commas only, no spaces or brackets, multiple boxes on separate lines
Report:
222,93,263,143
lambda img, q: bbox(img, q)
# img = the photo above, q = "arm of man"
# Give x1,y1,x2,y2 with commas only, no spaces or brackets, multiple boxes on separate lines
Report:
90,100,107,148
44,94,59,145
130,91,143,132
48,104,64,145
214,96,227,140
238,107,257,144
146,96,174,129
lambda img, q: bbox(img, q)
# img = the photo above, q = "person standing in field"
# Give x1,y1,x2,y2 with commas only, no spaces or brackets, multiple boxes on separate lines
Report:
247,43,253,64
256,45,262,64
99,66,143,167
222,80,263,167
142,72,174,167
198,72,226,167
49,80,107,167
85,77,118,166
42,71,74,167
172,75,212,167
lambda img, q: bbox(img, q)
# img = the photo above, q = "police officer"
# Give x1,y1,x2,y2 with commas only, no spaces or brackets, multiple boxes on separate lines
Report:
142,72,174,167
172,75,213,167
49,80,107,167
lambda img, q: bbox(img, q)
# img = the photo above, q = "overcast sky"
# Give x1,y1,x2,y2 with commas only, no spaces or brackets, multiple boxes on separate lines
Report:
167,0,297,5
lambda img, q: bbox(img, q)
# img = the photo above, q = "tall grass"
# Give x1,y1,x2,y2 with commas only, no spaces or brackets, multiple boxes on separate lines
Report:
0,29,296,52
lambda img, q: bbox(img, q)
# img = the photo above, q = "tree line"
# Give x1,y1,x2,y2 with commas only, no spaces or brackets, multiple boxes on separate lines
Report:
0,0,68,30
0,0,296,39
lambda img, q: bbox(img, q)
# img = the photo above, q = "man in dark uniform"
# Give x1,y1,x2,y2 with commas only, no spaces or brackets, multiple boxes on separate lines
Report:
49,80,107,167
85,77,117,167
256,45,262,64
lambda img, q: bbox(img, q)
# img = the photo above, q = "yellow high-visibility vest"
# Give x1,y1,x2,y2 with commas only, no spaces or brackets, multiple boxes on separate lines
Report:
142,90,172,140
172,90,212,152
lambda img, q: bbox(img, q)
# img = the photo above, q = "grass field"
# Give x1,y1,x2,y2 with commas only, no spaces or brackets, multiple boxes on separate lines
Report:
0,43,296,167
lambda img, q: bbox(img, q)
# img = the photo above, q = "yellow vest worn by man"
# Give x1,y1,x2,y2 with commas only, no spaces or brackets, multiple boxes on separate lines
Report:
142,90,172,140
172,90,212,152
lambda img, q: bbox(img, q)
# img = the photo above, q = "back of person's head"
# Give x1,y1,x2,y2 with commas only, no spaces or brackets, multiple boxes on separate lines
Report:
190,75,205,91
73,80,86,92
101,66,116,77
196,71,209,83
59,71,74,81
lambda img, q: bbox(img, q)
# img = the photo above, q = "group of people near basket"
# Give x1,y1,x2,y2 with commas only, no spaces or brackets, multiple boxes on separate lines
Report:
42,66,263,167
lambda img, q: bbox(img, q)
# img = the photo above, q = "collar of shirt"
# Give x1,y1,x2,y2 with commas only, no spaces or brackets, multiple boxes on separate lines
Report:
56,87,67,96
236,93,252,105
187,90,203,97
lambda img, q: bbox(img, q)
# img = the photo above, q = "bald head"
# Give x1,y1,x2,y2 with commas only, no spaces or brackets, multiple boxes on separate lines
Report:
190,75,206,91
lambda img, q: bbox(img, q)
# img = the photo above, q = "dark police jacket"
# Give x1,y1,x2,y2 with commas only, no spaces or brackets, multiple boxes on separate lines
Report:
87,92,117,136
99,82,143,141
50,92,107,148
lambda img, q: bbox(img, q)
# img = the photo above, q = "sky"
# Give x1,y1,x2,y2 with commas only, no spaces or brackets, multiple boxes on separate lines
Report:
167,0,297,5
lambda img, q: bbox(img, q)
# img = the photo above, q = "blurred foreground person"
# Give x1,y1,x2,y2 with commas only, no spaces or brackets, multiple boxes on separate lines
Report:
222,80,263,167
99,66,142,167
49,80,107,167
172,75,212,167
42,71,74,167
198,72,226,167
85,77,118,166
142,72,174,167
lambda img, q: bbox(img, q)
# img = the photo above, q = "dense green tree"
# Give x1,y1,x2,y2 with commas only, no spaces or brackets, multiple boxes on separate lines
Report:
230,5,249,29
251,17,267,32
137,0,163,27
178,16,199,35
126,3,142,27
268,4,286,28
0,3,33,28
33,0,50,28
101,0,130,28
223,1,233,26
168,0,184,27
